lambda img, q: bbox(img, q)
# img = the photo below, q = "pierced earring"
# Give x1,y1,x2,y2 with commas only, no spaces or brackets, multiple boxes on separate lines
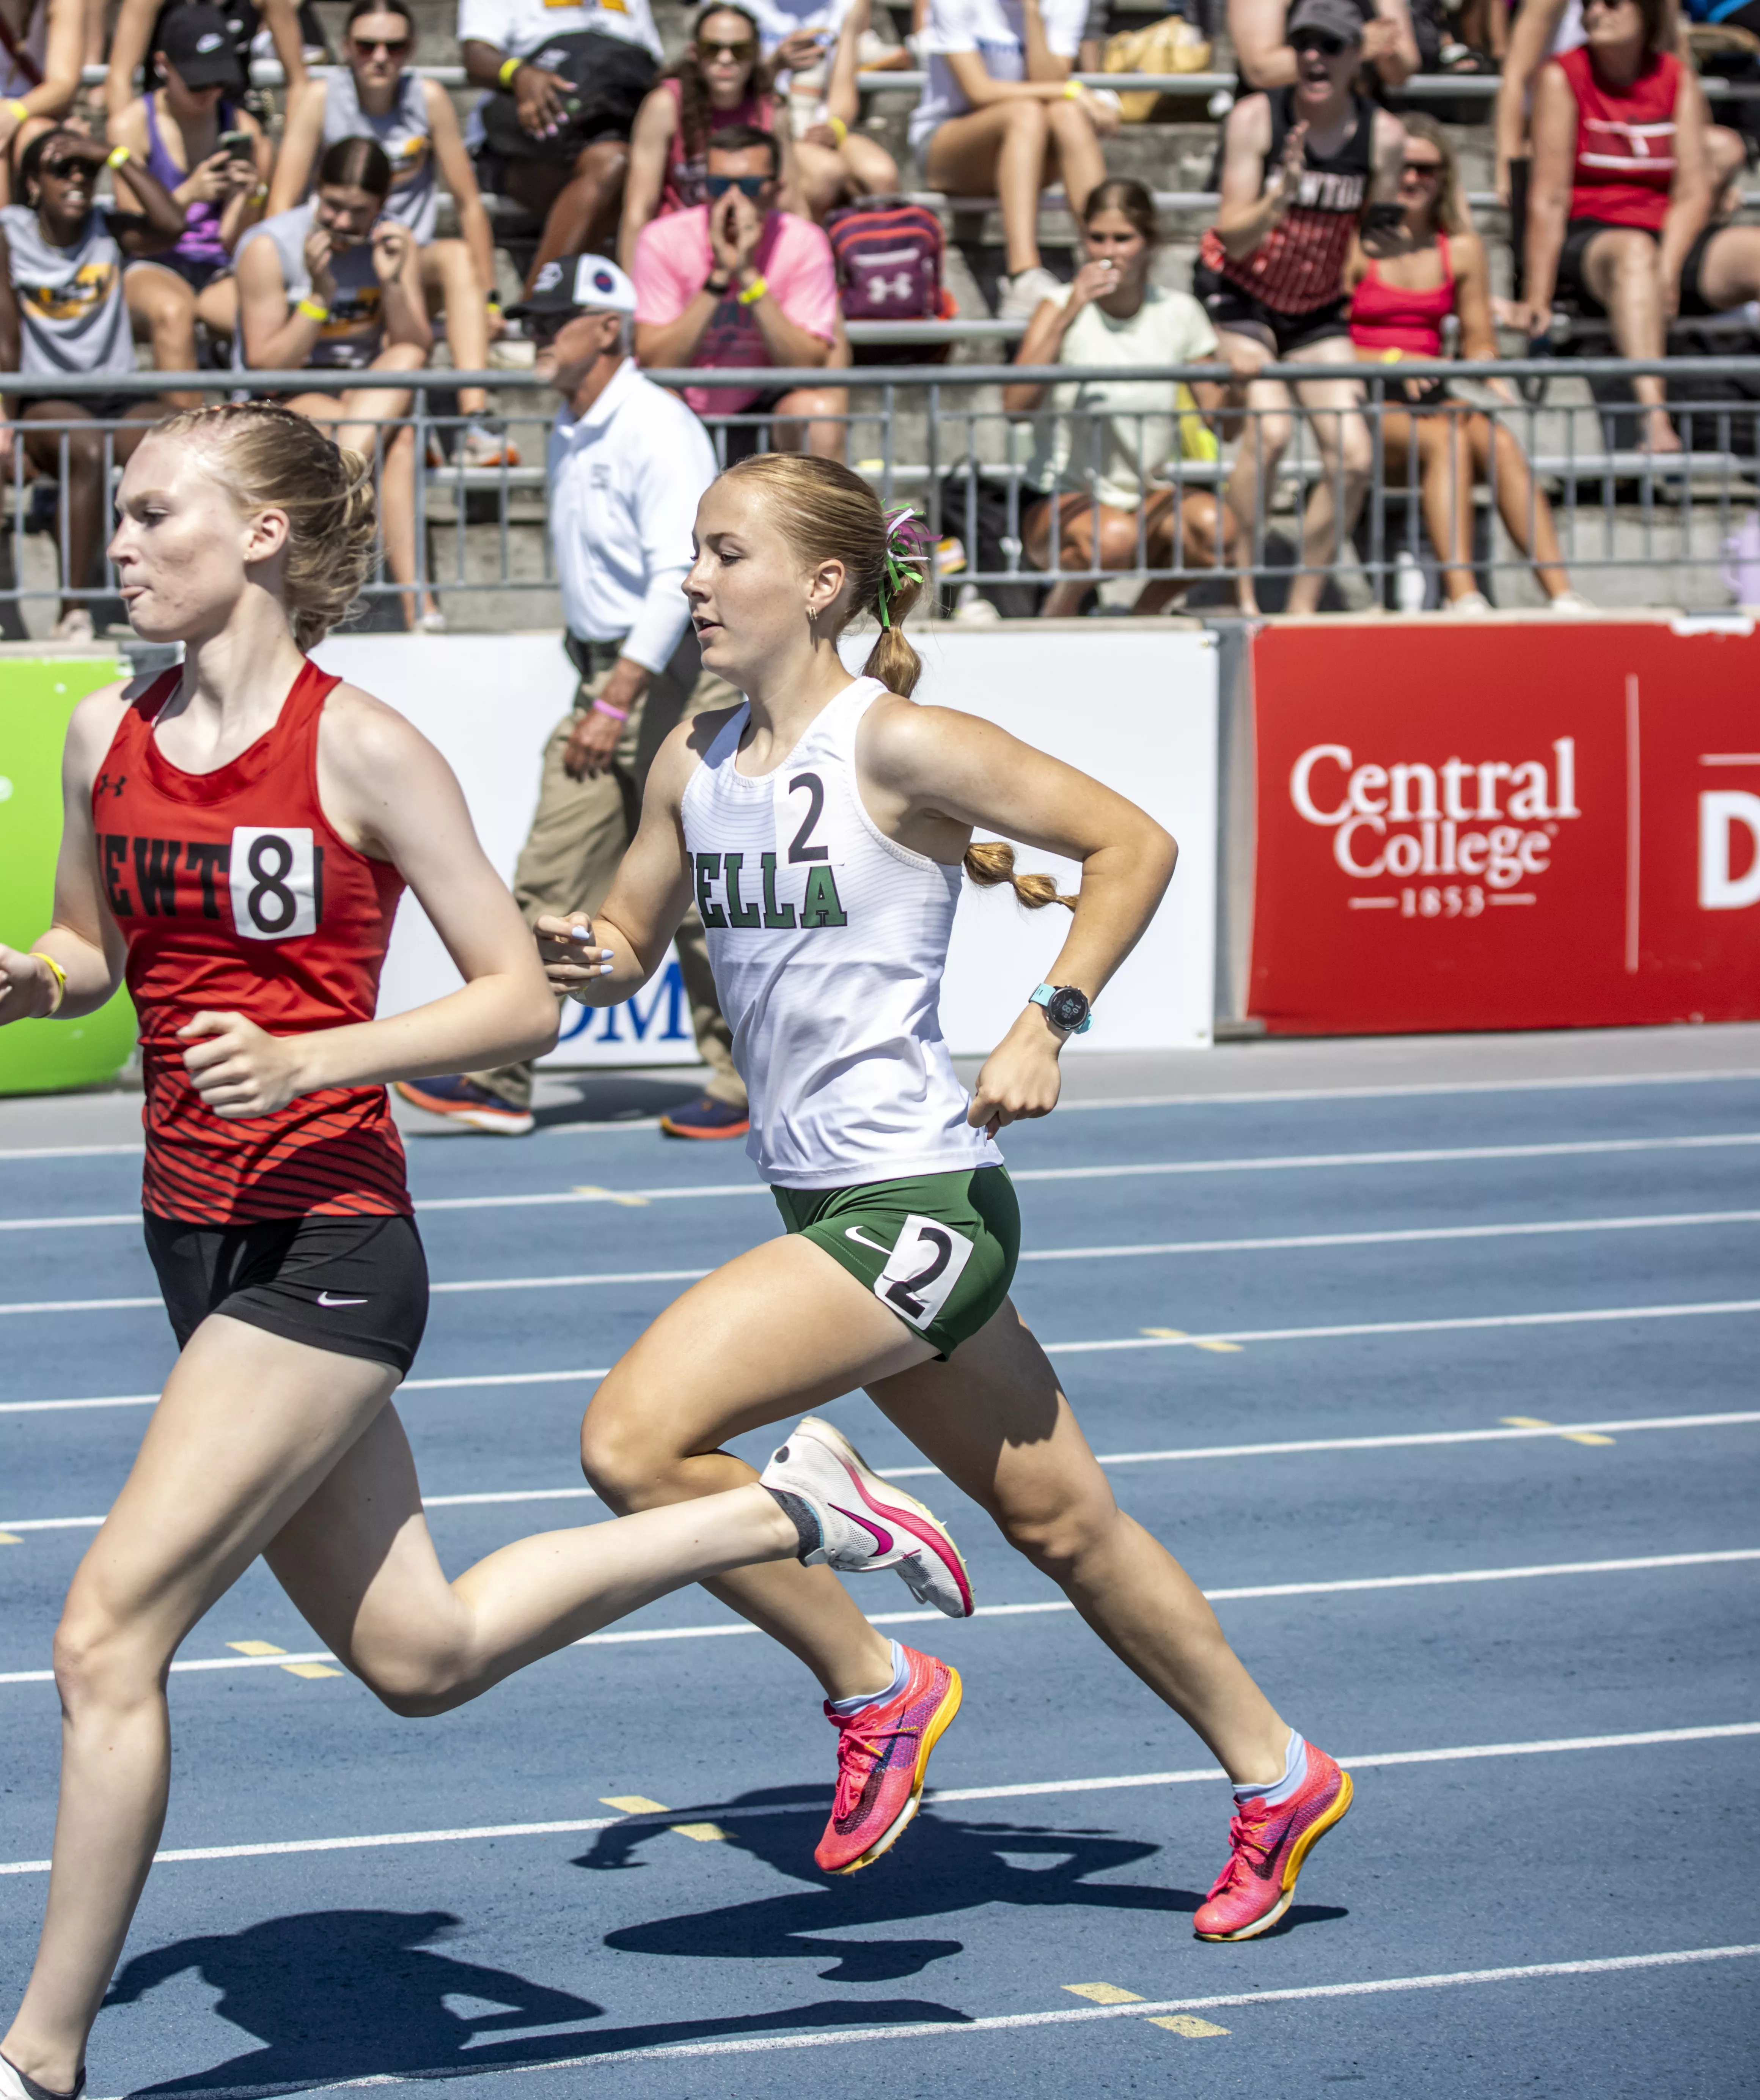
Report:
807,604,819,624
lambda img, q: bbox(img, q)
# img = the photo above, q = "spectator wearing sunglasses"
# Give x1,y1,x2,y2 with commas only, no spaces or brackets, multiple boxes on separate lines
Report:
618,3,783,269
108,5,269,394
1197,0,1406,615
632,122,844,458
1229,0,1421,90
271,0,512,467
0,126,185,639
398,253,748,1143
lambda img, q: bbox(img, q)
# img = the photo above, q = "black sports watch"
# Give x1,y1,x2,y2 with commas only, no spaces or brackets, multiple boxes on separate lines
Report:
1030,982,1092,1035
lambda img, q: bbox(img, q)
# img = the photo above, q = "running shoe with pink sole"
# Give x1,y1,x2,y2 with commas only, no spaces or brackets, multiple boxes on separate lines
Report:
813,1644,962,1874
1192,1741,1353,1942
760,1415,974,1618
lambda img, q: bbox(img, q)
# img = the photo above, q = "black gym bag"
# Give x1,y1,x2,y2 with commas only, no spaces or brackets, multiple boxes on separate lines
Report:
479,31,657,163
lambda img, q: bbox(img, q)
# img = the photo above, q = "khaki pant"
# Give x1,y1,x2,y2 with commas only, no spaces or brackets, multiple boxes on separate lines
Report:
467,639,745,1113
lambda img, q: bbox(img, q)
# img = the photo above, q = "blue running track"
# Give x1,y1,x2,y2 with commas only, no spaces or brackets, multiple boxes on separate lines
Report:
2,1065,1757,2097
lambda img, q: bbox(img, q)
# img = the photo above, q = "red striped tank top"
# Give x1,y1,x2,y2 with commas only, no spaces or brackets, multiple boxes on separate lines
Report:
93,659,412,1224
1559,44,1680,232
1199,89,1375,318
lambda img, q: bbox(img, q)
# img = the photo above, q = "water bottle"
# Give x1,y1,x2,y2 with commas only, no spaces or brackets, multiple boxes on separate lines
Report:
1394,549,1427,615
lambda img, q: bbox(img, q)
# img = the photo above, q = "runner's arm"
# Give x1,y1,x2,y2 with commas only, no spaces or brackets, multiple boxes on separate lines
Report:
536,711,719,1006
0,683,134,1026
176,689,558,1114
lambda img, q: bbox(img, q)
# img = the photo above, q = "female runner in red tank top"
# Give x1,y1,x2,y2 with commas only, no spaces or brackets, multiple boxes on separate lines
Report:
1345,115,1584,612
0,401,965,2100
1522,0,1711,453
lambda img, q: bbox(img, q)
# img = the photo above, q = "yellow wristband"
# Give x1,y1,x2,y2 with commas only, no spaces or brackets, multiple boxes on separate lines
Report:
738,273,767,305
498,54,522,87
827,114,847,143
107,142,130,169
297,296,329,322
1062,78,1083,98
6,98,28,123
30,952,67,1018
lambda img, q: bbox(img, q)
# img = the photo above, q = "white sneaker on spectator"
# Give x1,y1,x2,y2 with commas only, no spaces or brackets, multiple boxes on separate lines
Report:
1445,590,1491,616
998,266,1062,321
1546,590,1596,616
458,423,521,469
50,607,94,643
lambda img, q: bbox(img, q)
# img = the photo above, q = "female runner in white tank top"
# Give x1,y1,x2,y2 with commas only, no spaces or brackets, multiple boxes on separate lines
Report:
544,452,1353,1943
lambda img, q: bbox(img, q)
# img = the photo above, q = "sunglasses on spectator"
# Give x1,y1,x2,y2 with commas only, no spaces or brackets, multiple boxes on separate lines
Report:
352,35,411,54
1291,30,1348,53
1580,0,1634,12
700,37,756,59
1401,156,1443,179
39,156,87,179
705,172,769,198
526,313,572,345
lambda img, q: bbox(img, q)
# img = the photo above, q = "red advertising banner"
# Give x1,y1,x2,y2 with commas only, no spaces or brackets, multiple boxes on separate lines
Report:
1248,620,1760,1033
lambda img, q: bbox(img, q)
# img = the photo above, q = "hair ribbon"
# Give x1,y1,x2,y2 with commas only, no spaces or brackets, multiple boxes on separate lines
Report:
877,505,930,630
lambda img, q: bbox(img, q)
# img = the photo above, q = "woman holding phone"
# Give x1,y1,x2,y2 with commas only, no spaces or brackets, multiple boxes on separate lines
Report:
111,4,270,386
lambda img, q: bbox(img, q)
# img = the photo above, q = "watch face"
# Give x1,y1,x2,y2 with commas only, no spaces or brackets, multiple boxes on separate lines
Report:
1046,986,1089,1031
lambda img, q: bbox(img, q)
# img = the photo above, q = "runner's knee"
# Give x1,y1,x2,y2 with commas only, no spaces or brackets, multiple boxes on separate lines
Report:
52,1598,169,1715
578,1386,675,1509
992,1479,1119,1580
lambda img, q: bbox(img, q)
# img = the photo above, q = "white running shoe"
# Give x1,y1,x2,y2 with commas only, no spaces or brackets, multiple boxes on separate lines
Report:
0,2053,85,2100
762,1415,974,1618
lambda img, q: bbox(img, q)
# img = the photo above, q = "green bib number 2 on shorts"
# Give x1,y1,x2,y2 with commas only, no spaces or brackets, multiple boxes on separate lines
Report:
773,1166,1021,1361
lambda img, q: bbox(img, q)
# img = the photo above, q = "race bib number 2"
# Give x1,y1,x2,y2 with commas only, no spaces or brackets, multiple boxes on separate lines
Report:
229,826,319,941
874,1213,974,1332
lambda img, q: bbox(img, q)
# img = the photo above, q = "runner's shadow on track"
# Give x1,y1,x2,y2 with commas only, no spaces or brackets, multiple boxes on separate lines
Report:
104,1907,967,2098
580,1787,1231,1981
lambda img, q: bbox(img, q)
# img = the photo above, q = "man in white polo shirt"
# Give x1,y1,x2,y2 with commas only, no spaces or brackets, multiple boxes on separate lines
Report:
395,255,748,1140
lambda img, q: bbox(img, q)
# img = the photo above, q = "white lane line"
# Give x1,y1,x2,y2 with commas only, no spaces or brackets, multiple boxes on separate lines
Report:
320,1945,1760,2081
3,1723,1753,1875
2,1551,1751,1685
9,1410,1758,1529
1052,1299,1760,1355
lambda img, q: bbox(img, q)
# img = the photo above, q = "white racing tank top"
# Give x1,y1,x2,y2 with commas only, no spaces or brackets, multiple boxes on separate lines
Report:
680,675,1003,1191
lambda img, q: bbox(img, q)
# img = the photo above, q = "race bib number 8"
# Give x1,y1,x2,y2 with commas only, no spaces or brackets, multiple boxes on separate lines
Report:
873,1213,974,1332
229,827,319,941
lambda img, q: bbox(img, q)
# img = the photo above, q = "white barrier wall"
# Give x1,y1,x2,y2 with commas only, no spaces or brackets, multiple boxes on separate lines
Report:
316,624,1219,1062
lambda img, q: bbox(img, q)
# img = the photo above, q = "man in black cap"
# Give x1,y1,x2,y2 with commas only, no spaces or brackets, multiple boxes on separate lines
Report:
103,0,321,128
1230,0,1422,90
1195,0,1405,617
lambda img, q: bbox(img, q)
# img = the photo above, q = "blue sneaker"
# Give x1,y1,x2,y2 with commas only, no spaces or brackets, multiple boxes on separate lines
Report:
393,1076,535,1135
658,1093,750,1140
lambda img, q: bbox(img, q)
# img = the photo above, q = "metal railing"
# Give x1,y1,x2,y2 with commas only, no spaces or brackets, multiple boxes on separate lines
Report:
3,358,1757,628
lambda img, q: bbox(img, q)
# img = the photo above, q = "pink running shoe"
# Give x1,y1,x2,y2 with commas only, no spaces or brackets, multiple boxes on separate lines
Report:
1192,1742,1353,1942
813,1646,962,1875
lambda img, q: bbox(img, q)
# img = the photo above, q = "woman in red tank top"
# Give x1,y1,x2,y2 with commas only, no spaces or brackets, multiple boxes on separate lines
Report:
0,403,916,2100
1346,115,1582,612
1523,0,1711,453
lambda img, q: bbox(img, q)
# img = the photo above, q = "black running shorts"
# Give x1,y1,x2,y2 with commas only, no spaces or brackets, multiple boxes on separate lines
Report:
143,1211,429,1375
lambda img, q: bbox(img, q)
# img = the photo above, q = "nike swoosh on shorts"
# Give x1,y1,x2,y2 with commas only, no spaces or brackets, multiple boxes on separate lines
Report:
316,1292,370,1307
844,1226,893,1255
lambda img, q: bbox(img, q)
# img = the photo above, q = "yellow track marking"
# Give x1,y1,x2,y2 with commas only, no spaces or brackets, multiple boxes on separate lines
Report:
226,1640,286,1656
0,1532,21,1546
1502,1414,1615,1447
1063,1983,1144,2004
281,1662,343,1679
1149,2015,1230,2037
600,1795,727,1841
1141,1326,1243,1354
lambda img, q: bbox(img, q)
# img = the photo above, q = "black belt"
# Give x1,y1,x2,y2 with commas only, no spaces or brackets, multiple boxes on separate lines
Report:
565,634,628,683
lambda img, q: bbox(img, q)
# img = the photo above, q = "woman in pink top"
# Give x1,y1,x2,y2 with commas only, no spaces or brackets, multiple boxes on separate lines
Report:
619,4,784,270
1346,116,1582,613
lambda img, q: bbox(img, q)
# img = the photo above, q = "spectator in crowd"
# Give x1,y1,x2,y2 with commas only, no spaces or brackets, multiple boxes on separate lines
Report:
396,254,749,1141
1346,116,1589,612
1229,0,1422,89
110,6,270,392
1005,178,1235,613
234,135,440,626
459,0,663,291
633,122,844,457
618,3,785,269
745,0,900,215
271,0,512,467
0,126,184,638
0,0,82,204
1522,0,1709,454
104,0,313,127
1197,0,1404,614
910,0,1119,319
